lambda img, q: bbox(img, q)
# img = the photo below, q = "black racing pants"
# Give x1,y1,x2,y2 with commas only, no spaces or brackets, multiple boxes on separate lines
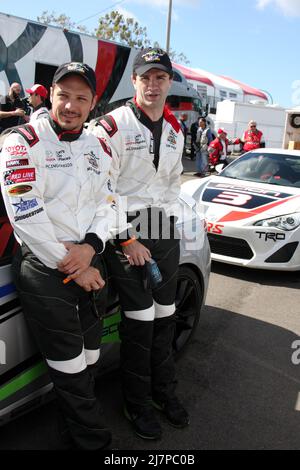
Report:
104,226,180,408
12,247,111,450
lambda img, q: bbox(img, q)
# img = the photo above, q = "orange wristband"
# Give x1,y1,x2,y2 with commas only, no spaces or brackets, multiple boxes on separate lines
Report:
120,236,136,247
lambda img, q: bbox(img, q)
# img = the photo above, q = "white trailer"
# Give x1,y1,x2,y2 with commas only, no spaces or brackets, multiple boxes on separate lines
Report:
213,100,286,148
0,12,201,121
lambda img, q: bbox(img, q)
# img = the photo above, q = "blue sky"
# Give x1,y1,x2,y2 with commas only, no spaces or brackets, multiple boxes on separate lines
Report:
0,0,299,107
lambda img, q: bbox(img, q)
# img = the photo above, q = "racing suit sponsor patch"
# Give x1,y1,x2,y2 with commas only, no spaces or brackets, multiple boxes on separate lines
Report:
4,145,28,157
6,158,29,168
14,207,44,222
167,129,177,149
12,198,38,214
6,185,33,196
3,168,36,186
97,115,118,137
85,150,99,169
16,125,39,147
107,179,113,193
98,137,112,158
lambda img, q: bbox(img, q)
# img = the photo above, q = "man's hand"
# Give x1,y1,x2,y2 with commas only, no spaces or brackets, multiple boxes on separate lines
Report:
14,108,25,117
122,240,151,266
73,266,105,292
57,242,95,278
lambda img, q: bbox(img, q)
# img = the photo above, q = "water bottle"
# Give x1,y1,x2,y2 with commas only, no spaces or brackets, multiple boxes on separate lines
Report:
147,259,162,287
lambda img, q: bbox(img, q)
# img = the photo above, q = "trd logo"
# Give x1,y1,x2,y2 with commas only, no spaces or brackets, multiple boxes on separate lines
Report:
206,222,224,234
0,340,6,365
291,340,300,365
256,232,286,242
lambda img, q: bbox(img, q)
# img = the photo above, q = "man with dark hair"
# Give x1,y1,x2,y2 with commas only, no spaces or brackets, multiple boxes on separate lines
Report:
190,115,201,160
26,84,49,122
0,62,127,449
90,47,189,441
194,117,213,177
0,83,26,132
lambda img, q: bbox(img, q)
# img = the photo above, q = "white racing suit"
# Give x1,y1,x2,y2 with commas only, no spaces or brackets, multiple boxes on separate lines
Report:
0,117,127,449
89,99,184,410
29,104,50,123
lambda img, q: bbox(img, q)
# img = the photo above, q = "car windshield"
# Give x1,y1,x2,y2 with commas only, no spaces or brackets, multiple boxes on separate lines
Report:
220,152,300,188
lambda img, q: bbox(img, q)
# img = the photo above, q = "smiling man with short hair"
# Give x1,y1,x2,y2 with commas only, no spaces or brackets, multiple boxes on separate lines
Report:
0,62,127,450
90,47,189,441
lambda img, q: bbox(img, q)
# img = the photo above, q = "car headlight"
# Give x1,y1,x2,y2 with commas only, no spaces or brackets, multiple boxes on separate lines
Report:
254,213,300,231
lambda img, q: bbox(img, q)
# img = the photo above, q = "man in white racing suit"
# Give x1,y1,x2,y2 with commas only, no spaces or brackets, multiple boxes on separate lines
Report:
0,62,126,450
26,84,50,122
90,47,189,440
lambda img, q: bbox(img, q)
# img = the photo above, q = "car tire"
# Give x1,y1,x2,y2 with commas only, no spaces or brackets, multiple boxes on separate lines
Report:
173,265,203,357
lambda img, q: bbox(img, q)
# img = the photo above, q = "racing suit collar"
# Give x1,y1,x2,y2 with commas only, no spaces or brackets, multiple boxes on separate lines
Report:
128,96,181,133
33,103,46,112
49,113,84,141
127,98,162,130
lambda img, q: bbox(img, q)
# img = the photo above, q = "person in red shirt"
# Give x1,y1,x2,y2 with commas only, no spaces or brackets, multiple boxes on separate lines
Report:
208,128,240,168
242,120,265,152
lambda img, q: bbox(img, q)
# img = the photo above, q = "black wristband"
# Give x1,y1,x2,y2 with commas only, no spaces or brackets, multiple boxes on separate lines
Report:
83,233,104,254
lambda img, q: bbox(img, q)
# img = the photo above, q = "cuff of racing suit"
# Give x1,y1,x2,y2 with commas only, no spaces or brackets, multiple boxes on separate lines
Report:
83,233,105,254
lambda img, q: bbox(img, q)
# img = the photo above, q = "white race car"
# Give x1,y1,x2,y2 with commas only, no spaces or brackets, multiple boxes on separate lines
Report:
183,148,300,271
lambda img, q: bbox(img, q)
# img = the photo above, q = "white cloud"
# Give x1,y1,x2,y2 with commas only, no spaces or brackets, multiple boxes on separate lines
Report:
256,0,300,17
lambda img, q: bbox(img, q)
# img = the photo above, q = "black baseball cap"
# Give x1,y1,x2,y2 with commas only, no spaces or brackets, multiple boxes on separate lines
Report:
133,47,173,76
53,62,97,95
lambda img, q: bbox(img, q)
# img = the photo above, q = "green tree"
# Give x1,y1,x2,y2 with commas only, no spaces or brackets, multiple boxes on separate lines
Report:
36,10,189,64
152,41,190,65
95,10,150,48
37,11,89,33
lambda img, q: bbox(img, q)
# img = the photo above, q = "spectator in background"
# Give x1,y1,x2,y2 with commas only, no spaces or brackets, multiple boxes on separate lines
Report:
190,116,201,161
208,128,240,168
178,112,188,156
241,120,265,152
0,82,26,132
26,84,50,122
193,117,213,177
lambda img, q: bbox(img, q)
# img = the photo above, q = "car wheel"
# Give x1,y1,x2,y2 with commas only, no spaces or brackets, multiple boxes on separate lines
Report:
173,265,203,356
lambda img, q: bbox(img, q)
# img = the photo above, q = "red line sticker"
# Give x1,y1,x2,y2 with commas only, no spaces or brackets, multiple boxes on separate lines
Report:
4,168,36,185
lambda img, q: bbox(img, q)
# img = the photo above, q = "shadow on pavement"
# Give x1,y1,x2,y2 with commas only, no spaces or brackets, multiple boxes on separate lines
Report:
211,261,300,290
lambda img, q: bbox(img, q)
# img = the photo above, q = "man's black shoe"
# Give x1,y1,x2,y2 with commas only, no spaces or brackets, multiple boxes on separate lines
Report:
124,403,162,440
153,396,190,428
